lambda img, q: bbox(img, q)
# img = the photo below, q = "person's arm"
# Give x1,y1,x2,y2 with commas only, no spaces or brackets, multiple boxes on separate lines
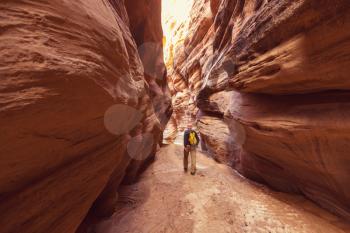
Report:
195,131,200,145
184,131,188,146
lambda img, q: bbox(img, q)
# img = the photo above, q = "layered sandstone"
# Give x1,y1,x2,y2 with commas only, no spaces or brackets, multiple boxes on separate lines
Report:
123,0,173,181
164,0,350,220
0,0,170,232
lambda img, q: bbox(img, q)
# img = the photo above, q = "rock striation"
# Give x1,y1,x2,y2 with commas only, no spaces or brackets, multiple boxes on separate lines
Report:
164,0,350,220
0,0,170,232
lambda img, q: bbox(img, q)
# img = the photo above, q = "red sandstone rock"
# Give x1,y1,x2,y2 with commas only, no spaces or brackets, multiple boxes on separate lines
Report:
163,0,216,140
197,115,235,164
123,0,172,182
226,91,350,219
164,0,350,220
0,0,170,232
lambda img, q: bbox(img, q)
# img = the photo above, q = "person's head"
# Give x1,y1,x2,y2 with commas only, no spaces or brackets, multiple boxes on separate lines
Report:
187,123,192,129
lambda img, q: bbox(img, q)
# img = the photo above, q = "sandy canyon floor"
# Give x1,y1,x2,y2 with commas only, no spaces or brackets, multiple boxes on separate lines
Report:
91,145,350,233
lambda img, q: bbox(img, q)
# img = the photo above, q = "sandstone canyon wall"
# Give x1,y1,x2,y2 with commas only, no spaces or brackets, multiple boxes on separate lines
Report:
164,0,350,220
0,0,170,232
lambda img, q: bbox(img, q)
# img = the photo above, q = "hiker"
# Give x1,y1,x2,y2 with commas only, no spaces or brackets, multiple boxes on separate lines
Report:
183,123,200,175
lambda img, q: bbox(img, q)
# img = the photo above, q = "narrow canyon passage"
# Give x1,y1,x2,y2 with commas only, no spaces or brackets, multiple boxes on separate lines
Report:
91,145,350,233
1,0,350,232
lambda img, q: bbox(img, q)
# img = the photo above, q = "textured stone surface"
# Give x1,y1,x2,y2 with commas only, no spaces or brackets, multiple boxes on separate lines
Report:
226,91,350,218
197,115,235,165
164,0,350,220
163,0,214,141
0,0,170,232
198,91,231,117
123,0,172,182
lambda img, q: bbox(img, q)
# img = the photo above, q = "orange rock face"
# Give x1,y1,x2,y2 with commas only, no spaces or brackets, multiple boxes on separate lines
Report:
0,0,170,232
165,0,350,220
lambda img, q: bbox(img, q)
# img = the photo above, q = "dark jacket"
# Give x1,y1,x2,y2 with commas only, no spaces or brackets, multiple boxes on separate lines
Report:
184,129,200,146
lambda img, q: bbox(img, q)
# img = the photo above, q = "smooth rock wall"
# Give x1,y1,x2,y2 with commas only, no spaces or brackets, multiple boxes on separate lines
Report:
0,0,170,232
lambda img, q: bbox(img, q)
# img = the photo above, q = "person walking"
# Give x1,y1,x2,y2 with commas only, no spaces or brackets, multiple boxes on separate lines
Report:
183,123,200,175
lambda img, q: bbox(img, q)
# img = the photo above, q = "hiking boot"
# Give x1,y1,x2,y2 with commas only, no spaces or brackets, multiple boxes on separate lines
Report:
184,168,188,173
191,171,196,175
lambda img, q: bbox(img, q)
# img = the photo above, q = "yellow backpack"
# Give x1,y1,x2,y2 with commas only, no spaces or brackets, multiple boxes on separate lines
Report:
189,131,197,145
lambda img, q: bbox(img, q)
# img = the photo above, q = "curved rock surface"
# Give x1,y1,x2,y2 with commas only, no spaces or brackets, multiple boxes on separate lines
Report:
226,91,350,218
123,0,173,182
0,0,170,232
164,0,350,220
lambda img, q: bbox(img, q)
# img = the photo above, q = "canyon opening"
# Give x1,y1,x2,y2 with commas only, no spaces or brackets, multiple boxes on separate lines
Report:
1,0,350,233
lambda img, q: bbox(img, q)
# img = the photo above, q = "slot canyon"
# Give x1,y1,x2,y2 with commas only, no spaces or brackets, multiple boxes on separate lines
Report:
0,0,350,232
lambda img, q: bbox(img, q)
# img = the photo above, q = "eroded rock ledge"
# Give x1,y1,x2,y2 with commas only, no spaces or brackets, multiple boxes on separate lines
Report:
164,0,350,220
0,0,170,232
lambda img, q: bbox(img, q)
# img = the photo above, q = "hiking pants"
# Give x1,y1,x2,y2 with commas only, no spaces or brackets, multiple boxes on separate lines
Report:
184,145,196,173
